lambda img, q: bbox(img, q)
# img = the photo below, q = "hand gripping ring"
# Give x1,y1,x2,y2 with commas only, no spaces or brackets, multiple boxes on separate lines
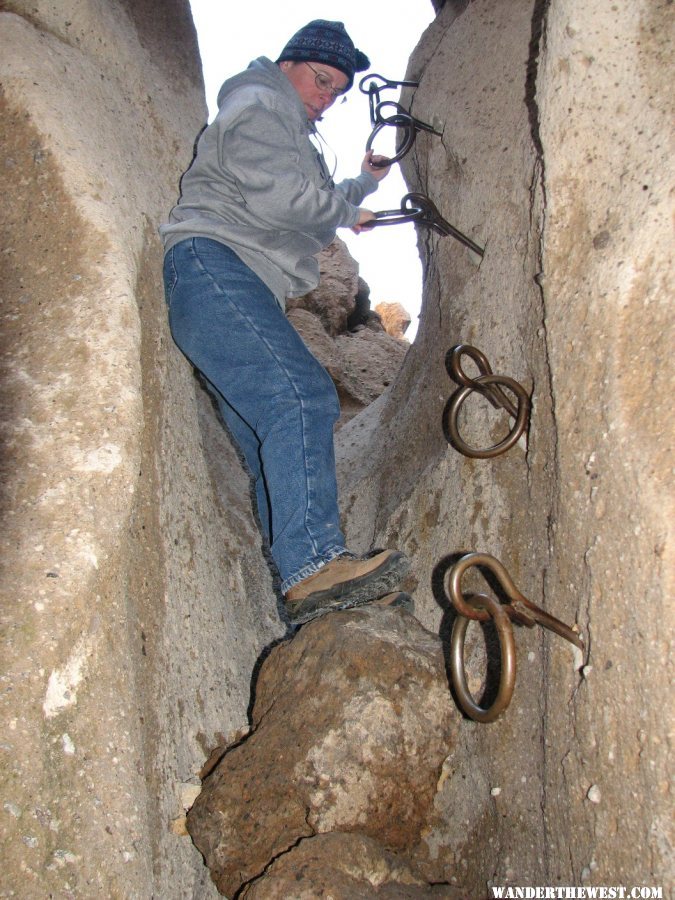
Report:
450,592,516,723
365,119,417,166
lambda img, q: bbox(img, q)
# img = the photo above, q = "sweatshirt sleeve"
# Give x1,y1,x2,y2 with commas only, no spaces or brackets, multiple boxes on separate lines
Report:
334,172,380,206
220,103,361,232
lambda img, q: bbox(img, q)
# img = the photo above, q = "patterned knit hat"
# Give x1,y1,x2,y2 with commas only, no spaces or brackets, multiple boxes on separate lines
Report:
276,20,370,91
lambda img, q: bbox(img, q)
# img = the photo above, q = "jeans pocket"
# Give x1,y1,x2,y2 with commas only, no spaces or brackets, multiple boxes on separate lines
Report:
162,250,178,308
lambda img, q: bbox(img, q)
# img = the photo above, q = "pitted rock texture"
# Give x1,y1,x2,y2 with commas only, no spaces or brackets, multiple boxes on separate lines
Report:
287,237,409,424
239,833,463,899
287,237,359,336
187,605,457,897
1,1,279,897
288,307,408,424
337,0,673,893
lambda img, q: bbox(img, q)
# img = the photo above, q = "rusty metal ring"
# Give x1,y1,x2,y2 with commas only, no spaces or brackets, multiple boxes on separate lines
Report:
446,551,583,642
446,552,583,723
450,592,516,723
373,101,413,128
366,206,424,227
447,552,510,622
445,552,531,623
447,374,530,459
447,343,494,390
365,120,417,166
446,344,519,416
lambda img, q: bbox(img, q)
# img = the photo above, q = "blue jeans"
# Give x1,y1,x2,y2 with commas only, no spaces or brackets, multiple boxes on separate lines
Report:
162,237,348,593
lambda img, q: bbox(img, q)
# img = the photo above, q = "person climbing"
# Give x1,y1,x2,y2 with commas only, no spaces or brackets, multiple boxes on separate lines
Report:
160,20,410,625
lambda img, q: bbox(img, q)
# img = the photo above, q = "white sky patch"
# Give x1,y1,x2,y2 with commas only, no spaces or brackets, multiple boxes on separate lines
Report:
188,1,435,339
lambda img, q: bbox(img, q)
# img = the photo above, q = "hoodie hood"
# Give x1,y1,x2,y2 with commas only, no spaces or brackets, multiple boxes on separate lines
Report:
217,57,310,127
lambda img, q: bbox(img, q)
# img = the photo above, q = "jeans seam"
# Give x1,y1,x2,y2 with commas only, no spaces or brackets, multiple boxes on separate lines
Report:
164,248,179,307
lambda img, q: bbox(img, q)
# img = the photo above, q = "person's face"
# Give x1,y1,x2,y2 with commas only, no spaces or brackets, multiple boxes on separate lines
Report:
280,61,348,121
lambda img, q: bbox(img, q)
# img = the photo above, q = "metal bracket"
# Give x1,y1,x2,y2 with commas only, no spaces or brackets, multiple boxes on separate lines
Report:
446,553,584,723
359,73,440,167
367,194,485,257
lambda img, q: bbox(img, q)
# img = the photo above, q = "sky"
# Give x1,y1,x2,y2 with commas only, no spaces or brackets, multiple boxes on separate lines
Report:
188,1,436,339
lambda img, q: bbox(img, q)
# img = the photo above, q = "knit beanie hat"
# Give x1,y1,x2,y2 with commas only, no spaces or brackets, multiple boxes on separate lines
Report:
276,20,370,91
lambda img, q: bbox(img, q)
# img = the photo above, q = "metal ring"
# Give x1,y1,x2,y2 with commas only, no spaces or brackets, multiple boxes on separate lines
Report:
446,343,493,389
358,74,419,94
446,344,519,416
365,121,417,166
367,207,424,227
373,101,412,127
446,552,534,623
447,374,530,459
450,593,516,723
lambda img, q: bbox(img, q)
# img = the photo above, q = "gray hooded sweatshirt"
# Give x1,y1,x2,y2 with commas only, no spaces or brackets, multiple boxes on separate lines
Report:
159,57,379,307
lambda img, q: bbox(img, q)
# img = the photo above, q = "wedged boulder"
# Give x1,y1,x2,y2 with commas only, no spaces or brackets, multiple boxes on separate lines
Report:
286,237,359,335
239,832,461,899
288,308,408,424
187,605,457,897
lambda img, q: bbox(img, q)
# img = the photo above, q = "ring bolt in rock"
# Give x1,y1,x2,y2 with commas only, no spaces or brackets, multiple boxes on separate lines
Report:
446,552,584,723
359,72,420,125
367,194,485,256
444,344,529,458
359,72,441,167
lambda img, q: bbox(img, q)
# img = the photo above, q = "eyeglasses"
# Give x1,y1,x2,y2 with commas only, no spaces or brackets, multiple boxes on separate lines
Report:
304,62,347,99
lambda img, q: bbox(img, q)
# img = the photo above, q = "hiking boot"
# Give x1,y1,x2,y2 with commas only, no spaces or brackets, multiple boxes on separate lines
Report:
284,550,410,625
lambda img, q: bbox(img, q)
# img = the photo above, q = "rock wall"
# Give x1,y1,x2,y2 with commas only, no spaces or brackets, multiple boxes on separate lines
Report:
1,0,672,896
338,0,673,893
0,2,282,896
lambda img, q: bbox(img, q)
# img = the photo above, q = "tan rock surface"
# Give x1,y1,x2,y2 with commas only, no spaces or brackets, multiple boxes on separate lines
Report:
376,301,412,340
289,307,408,424
338,0,673,892
287,237,410,425
240,832,462,899
187,605,457,897
0,2,281,897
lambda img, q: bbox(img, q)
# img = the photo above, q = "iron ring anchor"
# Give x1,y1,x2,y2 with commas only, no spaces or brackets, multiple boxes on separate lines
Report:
359,73,420,127
446,552,584,723
444,344,529,458
365,194,485,258
403,194,484,254
365,119,417,167
364,99,442,167
365,202,425,228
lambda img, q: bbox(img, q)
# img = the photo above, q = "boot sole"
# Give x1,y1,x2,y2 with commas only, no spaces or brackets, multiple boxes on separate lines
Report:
285,552,410,625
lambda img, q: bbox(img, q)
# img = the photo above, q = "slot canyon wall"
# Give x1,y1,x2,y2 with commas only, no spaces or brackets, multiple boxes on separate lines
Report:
0,1,672,898
1,1,280,896
338,0,673,892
